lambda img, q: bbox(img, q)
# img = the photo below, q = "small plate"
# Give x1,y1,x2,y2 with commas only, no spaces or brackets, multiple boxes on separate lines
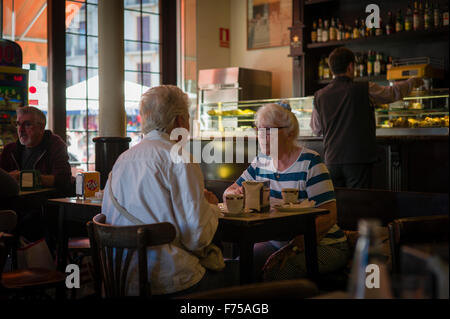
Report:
273,204,315,213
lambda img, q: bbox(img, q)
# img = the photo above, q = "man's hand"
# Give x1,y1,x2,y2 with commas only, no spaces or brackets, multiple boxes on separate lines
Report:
204,189,219,205
9,170,20,182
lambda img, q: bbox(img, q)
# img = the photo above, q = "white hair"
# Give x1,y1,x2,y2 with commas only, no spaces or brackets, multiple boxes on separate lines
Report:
16,106,46,127
255,103,299,139
139,85,190,134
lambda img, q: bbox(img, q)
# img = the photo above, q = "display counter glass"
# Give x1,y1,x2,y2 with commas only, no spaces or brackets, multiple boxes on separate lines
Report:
196,89,449,138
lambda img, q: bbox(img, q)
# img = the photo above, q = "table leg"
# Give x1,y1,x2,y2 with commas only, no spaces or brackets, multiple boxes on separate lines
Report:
303,217,319,280
239,241,254,285
57,205,68,272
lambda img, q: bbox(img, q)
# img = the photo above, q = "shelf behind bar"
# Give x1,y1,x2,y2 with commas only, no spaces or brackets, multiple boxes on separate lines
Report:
318,75,387,84
306,27,450,49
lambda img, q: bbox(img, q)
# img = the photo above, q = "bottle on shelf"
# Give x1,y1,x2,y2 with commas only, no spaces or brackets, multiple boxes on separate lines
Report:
375,17,384,36
322,19,330,42
380,52,386,75
386,11,394,35
359,18,366,37
311,21,318,43
413,1,421,31
386,56,393,71
348,219,393,299
329,17,337,41
359,52,367,77
345,25,352,40
353,19,360,39
367,50,374,76
424,0,432,30
323,57,331,79
374,53,381,76
317,18,323,42
443,4,449,26
318,56,325,79
433,2,440,28
405,4,413,31
336,18,343,41
419,1,425,28
354,53,360,77
395,10,404,32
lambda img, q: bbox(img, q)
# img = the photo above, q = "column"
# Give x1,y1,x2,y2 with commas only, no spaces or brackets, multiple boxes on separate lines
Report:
94,0,130,189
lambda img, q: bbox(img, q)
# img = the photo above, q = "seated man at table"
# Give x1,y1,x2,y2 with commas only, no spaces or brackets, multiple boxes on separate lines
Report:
223,103,350,281
102,85,238,297
0,106,73,242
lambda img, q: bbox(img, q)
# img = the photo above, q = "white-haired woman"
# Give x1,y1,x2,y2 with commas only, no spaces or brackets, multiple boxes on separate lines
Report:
223,103,350,281
102,85,237,297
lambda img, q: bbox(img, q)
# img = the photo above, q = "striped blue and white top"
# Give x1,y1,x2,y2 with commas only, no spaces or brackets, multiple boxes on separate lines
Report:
236,147,346,246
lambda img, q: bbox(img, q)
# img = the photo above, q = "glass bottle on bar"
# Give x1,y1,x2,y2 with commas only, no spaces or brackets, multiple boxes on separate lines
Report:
395,10,404,32
323,57,331,79
405,4,413,31
360,52,367,77
322,19,329,42
317,18,323,42
353,19,360,39
413,1,421,30
348,219,393,299
367,51,374,77
318,56,325,79
386,11,394,35
443,4,449,26
354,53,360,77
345,25,352,40
311,21,318,43
374,53,381,76
433,2,440,28
359,18,366,37
329,17,337,41
336,18,343,41
424,0,431,30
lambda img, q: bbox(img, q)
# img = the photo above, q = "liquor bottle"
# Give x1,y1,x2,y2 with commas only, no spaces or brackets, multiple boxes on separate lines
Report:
443,4,449,26
322,19,329,42
424,1,431,30
367,51,374,76
376,17,384,36
433,3,440,28
329,17,337,41
419,1,425,28
311,21,318,43
380,52,386,75
354,53,359,77
348,219,393,299
360,18,366,37
345,25,352,40
374,53,381,76
353,19,360,39
323,58,331,79
405,4,413,31
386,56,393,71
386,11,394,35
336,19,343,41
317,18,323,42
413,1,421,30
318,56,325,79
395,10,404,32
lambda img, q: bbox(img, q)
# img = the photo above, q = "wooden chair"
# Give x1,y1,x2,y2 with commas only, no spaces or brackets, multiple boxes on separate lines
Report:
176,279,319,299
388,215,449,274
87,213,176,298
0,210,66,299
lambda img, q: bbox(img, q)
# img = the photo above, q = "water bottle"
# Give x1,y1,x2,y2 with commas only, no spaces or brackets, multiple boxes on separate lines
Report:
348,219,393,299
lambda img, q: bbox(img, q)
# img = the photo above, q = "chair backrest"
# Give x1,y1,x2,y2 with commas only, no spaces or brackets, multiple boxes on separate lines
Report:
388,215,449,274
87,213,176,298
177,279,319,299
0,210,17,233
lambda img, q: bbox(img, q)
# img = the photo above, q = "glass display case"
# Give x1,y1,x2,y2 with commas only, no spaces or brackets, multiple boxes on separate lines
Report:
375,89,449,136
196,96,315,138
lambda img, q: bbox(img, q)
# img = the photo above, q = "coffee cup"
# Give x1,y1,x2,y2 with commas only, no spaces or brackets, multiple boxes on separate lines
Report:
225,194,244,214
281,188,299,204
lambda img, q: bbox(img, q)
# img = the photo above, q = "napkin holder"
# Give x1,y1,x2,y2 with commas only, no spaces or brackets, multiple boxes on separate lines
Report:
242,180,270,213
76,171,100,199
19,170,41,191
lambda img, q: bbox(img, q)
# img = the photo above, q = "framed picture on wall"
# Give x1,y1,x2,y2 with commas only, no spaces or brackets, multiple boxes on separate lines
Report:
247,0,292,50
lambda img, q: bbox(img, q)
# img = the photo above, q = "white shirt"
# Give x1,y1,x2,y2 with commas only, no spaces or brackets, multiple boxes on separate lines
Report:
102,130,220,295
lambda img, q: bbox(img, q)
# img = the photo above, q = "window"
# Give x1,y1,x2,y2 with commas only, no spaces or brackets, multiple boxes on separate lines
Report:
65,0,161,172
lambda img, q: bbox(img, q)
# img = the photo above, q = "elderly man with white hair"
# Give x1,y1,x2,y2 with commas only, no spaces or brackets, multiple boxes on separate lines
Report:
224,103,350,282
102,85,237,297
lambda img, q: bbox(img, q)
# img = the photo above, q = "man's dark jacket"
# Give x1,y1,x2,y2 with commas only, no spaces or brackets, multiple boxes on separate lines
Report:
0,130,73,195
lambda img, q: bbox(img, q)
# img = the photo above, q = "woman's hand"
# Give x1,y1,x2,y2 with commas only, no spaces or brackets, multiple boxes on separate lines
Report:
222,183,243,203
204,189,219,205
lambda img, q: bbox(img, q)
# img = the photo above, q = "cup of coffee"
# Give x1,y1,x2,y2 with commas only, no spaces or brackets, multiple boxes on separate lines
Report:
225,194,244,214
281,188,299,204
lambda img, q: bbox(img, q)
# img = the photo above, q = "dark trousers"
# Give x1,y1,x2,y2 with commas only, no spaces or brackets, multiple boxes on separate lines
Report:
327,163,373,189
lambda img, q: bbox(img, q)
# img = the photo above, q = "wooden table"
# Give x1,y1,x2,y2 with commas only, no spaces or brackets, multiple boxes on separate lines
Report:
48,198,328,284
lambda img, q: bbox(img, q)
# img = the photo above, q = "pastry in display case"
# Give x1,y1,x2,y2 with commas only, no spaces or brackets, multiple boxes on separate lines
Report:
197,97,315,138
375,88,449,135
